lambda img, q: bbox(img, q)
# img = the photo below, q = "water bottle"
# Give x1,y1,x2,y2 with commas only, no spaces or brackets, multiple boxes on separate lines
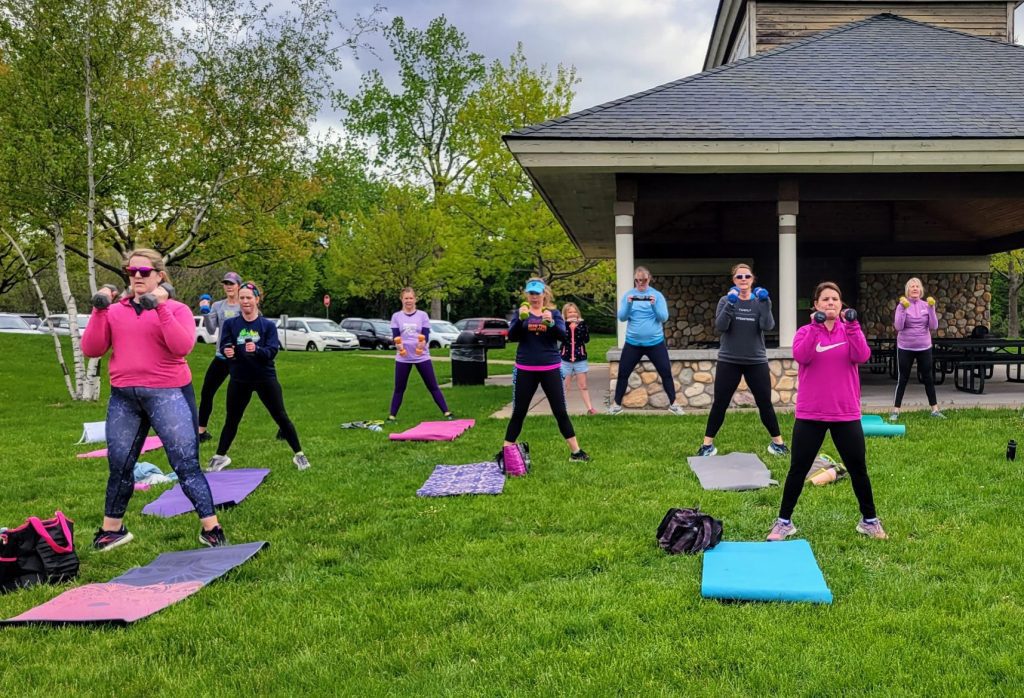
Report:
1007,440,1017,461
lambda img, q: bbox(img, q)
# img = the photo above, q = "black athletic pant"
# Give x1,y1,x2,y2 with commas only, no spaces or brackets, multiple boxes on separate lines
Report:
705,361,781,439
198,357,230,429
504,367,575,442
778,419,877,521
894,347,937,408
217,378,302,456
613,341,675,405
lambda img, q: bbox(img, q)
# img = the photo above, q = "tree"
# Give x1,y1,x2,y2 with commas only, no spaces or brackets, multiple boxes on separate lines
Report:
992,251,1024,337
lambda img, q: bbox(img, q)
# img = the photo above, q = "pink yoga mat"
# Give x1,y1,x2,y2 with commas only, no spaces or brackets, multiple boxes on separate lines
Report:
77,435,163,459
389,419,475,442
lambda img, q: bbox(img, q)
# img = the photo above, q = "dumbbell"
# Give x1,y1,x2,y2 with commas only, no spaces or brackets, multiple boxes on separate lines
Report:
139,282,176,310
519,305,530,320
415,334,426,355
754,287,770,302
812,311,827,324
842,308,857,322
199,293,212,314
726,286,740,305
91,284,121,310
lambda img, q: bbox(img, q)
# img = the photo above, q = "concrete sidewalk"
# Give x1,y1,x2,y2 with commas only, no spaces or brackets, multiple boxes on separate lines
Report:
488,364,1024,418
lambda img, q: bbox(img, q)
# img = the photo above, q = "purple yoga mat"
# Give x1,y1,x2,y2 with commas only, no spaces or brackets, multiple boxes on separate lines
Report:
2,542,267,625
416,462,505,497
389,419,475,442
142,468,270,517
78,435,162,459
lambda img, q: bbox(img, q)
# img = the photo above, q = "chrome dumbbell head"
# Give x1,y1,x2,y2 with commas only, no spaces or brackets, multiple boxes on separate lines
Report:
139,282,176,310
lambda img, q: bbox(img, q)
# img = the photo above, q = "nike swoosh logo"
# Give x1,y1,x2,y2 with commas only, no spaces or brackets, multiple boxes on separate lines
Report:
816,341,846,353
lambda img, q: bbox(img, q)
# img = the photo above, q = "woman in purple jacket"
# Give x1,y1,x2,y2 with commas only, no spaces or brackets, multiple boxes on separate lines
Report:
889,277,944,422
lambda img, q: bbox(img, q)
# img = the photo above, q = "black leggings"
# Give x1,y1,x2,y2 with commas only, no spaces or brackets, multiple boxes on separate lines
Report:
504,367,575,442
705,361,781,439
198,357,230,429
778,419,877,521
217,379,302,456
894,347,937,407
613,341,675,405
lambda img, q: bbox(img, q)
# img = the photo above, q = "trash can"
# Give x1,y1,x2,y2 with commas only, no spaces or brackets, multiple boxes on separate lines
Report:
451,331,488,385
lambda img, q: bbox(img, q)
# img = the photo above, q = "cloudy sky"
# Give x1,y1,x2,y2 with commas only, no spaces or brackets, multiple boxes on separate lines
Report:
329,0,1023,131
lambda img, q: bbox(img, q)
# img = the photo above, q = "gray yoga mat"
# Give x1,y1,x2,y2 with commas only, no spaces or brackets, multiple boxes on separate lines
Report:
686,452,778,491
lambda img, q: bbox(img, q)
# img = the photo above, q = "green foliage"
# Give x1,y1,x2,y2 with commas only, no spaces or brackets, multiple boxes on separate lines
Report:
2,333,1024,693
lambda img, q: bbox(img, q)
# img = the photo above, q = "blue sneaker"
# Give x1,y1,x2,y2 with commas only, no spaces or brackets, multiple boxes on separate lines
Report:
768,442,790,457
696,443,717,457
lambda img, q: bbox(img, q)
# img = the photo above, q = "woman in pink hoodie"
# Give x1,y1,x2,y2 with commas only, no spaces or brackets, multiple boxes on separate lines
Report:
766,281,887,542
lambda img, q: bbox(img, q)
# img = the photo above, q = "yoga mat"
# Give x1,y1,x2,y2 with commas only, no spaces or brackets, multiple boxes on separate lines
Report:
78,435,163,459
686,452,778,491
389,419,475,442
702,540,833,604
142,469,270,517
77,421,106,444
1,542,267,625
417,462,505,497
861,415,905,437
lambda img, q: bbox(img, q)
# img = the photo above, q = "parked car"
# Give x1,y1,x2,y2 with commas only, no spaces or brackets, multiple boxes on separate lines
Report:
0,313,41,334
17,314,42,330
453,317,509,348
276,317,358,351
428,320,461,349
40,314,91,335
339,317,396,350
194,316,218,344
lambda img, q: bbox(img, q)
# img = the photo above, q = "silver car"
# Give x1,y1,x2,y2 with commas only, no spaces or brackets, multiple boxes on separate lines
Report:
40,314,91,335
0,313,41,334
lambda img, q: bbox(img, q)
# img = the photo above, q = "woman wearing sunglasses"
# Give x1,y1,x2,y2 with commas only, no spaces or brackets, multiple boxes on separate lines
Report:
608,266,684,415
205,281,310,472
696,263,789,458
82,248,226,550
196,271,243,443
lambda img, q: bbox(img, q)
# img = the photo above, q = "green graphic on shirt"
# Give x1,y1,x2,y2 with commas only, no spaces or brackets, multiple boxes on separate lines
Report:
236,327,261,344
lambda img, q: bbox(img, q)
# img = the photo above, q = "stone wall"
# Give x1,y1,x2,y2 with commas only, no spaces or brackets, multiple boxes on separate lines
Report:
651,275,723,348
859,272,991,339
608,351,799,409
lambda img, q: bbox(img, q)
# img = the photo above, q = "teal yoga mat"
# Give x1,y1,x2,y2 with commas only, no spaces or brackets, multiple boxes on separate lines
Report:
702,540,833,604
861,414,905,437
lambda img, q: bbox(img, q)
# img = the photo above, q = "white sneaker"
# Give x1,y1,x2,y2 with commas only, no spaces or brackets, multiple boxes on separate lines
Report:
293,453,311,470
667,404,685,416
205,455,231,472
607,403,623,415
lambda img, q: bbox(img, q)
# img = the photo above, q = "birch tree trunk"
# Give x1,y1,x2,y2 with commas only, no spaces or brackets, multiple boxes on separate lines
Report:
81,5,102,400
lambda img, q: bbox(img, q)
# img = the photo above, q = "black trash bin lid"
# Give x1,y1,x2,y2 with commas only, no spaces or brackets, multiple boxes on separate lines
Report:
454,330,484,346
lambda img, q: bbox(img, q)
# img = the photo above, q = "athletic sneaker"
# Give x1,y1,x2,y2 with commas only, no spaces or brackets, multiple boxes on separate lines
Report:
444,412,455,421
387,415,397,422
206,454,231,472
93,526,134,551
293,453,311,470
569,449,591,462
930,410,946,419
667,404,685,416
696,443,718,457
198,431,212,443
888,411,900,422
199,525,227,548
856,519,889,540
768,442,790,457
607,403,623,415
766,519,797,542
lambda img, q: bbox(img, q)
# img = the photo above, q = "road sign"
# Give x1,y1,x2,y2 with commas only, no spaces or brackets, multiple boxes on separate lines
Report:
323,294,331,307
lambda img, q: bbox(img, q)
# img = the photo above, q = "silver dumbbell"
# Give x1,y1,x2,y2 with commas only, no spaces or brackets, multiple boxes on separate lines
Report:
91,284,121,309
139,282,176,310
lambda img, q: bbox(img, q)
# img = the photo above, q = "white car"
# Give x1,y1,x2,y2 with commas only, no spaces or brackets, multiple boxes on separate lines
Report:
428,320,460,349
194,316,218,344
277,317,359,351
40,314,91,335
0,313,42,334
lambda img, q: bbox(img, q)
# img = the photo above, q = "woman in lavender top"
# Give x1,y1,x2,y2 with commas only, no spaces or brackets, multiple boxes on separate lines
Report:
388,287,452,422
890,277,944,421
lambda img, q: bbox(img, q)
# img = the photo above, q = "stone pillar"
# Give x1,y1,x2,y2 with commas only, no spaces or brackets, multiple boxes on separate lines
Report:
614,201,635,347
778,181,799,347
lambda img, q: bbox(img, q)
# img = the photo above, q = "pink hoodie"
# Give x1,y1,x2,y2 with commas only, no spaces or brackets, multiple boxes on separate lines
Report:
82,298,196,388
792,319,871,421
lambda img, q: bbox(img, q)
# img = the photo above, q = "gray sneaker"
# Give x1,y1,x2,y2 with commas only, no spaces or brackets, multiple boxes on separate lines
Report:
930,410,946,419
293,453,311,470
766,519,798,542
856,518,888,540
696,443,717,457
667,404,685,416
607,403,624,415
888,411,900,423
206,455,231,472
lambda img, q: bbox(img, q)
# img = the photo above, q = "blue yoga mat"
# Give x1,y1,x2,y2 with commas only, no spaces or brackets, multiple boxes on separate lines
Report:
861,414,905,437
701,540,833,604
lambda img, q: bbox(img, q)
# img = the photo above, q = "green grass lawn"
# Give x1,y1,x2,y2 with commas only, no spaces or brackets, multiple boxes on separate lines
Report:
1,332,1023,695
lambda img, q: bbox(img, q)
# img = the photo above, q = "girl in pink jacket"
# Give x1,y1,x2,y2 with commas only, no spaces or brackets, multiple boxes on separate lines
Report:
767,281,887,542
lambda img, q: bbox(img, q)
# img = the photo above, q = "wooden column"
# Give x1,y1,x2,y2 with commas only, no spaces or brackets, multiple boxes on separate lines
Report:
778,180,799,347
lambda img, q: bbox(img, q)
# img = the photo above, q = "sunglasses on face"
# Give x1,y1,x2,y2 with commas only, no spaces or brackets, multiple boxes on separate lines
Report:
734,274,753,280
123,266,156,278
240,283,260,297
634,278,649,284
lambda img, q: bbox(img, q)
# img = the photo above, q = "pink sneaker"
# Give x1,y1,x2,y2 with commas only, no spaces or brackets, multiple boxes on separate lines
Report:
856,519,888,540
766,519,797,541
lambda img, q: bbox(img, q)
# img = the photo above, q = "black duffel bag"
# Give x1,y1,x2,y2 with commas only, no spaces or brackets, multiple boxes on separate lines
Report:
656,507,723,555
0,511,79,593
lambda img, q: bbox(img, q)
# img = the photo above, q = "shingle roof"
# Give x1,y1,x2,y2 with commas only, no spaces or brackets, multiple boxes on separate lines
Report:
506,14,1024,141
